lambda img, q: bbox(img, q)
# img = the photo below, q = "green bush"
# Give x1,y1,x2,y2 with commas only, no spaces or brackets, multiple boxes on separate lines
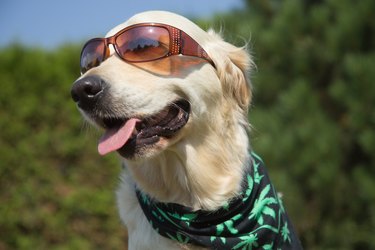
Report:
0,45,127,249
0,0,374,249
206,0,375,249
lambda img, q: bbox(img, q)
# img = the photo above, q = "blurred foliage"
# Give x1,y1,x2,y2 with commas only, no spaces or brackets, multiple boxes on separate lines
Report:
0,0,374,249
0,45,127,249
200,0,375,249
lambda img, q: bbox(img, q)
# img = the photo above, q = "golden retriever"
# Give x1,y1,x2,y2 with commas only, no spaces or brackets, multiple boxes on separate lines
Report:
71,10,301,250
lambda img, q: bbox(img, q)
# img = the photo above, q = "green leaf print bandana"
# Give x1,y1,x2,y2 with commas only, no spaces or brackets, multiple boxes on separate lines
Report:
136,152,303,249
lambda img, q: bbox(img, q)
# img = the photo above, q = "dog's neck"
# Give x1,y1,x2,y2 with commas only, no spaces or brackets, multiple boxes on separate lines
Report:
124,108,250,211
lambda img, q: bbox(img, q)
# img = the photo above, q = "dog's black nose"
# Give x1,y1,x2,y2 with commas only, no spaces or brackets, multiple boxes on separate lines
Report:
71,75,105,110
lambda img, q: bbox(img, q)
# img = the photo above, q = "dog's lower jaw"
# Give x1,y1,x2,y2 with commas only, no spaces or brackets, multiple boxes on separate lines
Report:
119,116,250,211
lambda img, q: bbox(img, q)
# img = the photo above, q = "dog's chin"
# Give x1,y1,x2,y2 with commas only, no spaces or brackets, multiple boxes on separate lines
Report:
94,99,190,159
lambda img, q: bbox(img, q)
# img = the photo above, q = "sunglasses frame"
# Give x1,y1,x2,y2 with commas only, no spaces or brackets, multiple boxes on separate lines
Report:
80,22,214,73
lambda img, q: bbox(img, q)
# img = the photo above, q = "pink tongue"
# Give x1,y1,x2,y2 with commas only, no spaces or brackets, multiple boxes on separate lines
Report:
98,118,140,155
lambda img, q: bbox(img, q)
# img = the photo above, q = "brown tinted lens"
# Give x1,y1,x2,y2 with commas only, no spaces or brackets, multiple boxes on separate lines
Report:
116,26,170,62
80,39,106,73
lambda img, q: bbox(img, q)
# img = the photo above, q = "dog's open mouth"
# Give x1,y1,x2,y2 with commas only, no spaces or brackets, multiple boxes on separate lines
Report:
97,99,190,157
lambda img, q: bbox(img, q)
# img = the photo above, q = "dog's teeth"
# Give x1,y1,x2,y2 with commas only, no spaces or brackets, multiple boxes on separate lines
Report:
132,128,138,136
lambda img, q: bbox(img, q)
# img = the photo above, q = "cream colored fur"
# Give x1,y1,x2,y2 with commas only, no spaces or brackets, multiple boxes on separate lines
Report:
81,10,254,249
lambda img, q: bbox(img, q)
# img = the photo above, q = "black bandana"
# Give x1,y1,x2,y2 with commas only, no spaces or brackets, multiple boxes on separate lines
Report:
136,152,302,249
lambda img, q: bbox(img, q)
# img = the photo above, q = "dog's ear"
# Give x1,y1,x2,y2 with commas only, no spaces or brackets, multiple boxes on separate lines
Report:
206,31,253,112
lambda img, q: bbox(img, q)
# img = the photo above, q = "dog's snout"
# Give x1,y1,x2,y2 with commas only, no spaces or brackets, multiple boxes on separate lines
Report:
71,76,106,110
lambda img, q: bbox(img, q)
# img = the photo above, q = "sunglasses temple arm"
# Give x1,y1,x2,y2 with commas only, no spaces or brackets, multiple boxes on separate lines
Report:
180,31,214,66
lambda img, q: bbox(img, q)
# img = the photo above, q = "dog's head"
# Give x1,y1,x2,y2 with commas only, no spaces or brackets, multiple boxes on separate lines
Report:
71,11,253,160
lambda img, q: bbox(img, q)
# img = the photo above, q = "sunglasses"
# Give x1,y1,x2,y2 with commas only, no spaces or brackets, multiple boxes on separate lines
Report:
80,23,214,74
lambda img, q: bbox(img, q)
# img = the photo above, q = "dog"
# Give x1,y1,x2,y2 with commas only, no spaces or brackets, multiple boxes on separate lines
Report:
71,10,302,249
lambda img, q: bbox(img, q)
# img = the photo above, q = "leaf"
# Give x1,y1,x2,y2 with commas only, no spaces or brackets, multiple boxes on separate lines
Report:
233,234,259,250
216,223,224,235
249,184,278,225
180,213,198,221
156,207,182,229
243,174,254,202
259,184,271,200
281,222,291,243
224,219,239,234
253,161,264,184
220,237,226,244
262,206,276,219
263,243,273,250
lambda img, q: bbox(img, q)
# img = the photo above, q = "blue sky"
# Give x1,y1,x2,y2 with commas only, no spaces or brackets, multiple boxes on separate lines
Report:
0,0,244,49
